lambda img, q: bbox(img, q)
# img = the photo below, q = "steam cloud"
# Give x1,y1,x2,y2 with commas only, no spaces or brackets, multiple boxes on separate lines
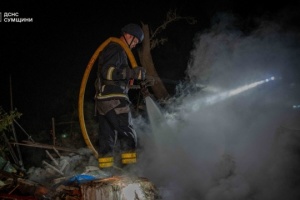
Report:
136,11,300,200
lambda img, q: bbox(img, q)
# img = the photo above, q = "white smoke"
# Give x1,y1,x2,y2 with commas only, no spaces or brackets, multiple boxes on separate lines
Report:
136,11,300,200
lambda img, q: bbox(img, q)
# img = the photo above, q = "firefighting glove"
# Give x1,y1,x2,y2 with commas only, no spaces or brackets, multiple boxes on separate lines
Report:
141,86,150,98
123,66,146,80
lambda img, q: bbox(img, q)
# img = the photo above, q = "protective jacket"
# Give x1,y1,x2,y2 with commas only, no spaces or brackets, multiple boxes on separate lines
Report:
95,42,130,101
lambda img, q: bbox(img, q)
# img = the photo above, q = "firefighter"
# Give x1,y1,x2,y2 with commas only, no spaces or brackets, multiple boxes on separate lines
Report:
95,23,146,173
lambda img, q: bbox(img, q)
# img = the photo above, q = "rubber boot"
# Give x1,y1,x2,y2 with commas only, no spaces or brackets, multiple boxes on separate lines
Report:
121,152,137,175
98,156,114,176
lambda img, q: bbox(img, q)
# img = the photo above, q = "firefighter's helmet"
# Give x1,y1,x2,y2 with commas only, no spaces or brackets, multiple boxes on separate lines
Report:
121,23,144,43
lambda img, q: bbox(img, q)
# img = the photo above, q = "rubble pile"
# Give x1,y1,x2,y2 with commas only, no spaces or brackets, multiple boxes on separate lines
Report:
1,146,159,200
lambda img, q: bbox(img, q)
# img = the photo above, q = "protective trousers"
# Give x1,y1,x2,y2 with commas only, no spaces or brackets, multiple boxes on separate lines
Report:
96,99,137,169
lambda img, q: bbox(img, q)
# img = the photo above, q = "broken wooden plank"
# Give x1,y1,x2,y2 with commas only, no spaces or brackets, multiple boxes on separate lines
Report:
10,141,77,153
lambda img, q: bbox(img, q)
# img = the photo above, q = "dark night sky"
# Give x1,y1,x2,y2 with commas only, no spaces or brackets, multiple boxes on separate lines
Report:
1,0,299,132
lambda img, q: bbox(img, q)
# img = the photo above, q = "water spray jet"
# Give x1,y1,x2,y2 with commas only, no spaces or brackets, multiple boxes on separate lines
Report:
179,76,276,115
